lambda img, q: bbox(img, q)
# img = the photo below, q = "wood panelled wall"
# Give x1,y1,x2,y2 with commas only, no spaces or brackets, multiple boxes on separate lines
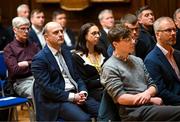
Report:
1,0,180,33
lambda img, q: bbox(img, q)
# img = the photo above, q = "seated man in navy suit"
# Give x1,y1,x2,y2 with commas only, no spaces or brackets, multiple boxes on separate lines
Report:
144,17,180,105
31,22,99,121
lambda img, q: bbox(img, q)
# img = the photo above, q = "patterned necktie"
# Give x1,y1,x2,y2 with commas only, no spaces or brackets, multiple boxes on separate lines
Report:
57,52,78,91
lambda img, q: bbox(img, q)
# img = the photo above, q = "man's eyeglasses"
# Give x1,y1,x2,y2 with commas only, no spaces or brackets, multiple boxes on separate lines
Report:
158,28,176,33
17,27,30,33
90,31,101,36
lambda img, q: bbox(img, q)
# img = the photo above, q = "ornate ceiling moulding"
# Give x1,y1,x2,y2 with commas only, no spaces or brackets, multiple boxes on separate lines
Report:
36,0,59,3
91,0,130,2
35,0,130,10
60,0,90,11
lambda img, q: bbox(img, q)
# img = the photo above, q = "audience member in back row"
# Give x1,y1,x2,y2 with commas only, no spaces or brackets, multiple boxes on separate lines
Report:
144,17,180,105
6,4,30,44
98,9,115,52
72,23,108,102
52,10,76,50
101,25,180,121
29,9,46,49
173,8,180,50
107,13,139,57
0,9,9,50
135,5,156,60
4,17,40,98
31,22,99,121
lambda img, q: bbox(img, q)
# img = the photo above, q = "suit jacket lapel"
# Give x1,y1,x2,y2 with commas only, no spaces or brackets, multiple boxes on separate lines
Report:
156,46,179,80
43,46,61,73
61,48,73,75
30,28,42,49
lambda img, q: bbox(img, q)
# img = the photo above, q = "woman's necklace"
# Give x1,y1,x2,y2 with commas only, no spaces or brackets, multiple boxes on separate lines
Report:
87,52,101,73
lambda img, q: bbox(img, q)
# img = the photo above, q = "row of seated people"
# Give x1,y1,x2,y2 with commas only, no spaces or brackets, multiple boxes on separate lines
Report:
1,5,180,121
0,4,76,51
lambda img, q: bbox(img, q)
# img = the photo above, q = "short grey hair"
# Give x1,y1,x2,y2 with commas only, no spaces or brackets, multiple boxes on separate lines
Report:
153,17,173,33
17,4,29,13
173,8,180,20
98,9,113,21
12,17,30,28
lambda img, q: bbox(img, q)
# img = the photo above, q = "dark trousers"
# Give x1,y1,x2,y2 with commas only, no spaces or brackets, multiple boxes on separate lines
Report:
59,97,99,121
121,105,180,121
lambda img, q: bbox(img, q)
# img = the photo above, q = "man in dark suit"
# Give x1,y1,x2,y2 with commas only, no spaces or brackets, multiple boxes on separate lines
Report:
31,22,98,121
144,17,180,105
52,10,76,50
29,9,45,49
98,9,115,52
107,13,139,57
173,8,180,50
136,6,156,60
6,4,30,45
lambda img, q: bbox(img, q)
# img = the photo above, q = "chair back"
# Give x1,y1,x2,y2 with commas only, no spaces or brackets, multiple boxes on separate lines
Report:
98,90,120,121
0,51,7,80
0,51,7,97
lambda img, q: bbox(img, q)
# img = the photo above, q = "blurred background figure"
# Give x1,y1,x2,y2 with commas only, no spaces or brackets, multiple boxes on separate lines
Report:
107,13,139,57
135,5,156,60
0,8,9,50
6,4,30,44
173,8,180,50
17,4,30,18
98,9,115,52
52,10,76,50
29,9,46,49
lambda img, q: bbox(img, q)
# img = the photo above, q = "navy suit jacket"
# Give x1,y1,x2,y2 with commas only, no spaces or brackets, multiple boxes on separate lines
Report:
31,45,87,121
98,29,110,52
29,27,43,49
136,25,156,60
173,28,180,51
144,46,180,105
64,28,76,50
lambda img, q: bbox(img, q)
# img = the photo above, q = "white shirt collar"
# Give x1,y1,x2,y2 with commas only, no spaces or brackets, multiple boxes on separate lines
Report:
103,28,109,34
156,43,168,55
32,25,43,34
47,45,61,56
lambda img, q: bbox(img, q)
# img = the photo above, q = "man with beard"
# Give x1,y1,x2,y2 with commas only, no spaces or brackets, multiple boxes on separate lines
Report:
144,17,180,105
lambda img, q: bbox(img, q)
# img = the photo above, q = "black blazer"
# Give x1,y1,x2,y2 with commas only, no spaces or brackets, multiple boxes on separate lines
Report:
173,28,180,50
136,25,156,60
98,29,110,52
29,27,43,49
64,28,76,50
